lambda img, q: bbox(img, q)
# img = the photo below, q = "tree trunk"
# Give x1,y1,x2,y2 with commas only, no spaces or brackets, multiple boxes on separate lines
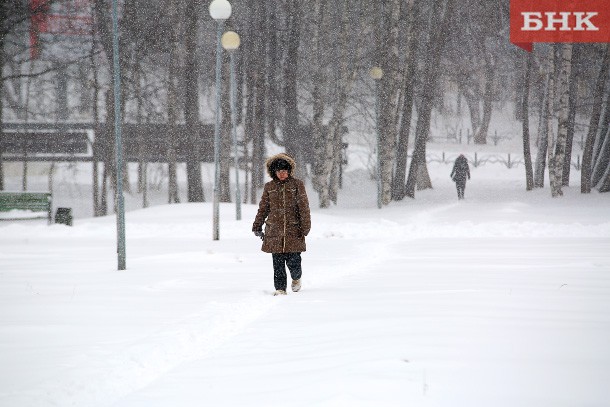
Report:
378,0,401,205
596,127,610,191
283,0,301,169
94,0,121,200
166,0,180,204
562,44,579,187
462,88,481,139
392,0,418,201
594,129,610,192
522,51,534,191
549,44,573,197
0,16,5,191
597,166,610,193
311,0,326,195
474,57,494,145
248,0,267,203
184,0,204,202
582,43,610,193
592,91,610,187
542,48,558,191
534,70,551,188
405,0,455,198
266,4,280,145
329,128,342,205
133,56,149,208
317,0,359,208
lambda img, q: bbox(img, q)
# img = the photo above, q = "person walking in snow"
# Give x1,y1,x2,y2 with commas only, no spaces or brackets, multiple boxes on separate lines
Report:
450,154,471,200
252,153,311,296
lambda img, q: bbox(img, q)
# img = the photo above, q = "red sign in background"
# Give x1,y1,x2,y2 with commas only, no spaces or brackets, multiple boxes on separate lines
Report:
510,0,610,51
30,0,93,59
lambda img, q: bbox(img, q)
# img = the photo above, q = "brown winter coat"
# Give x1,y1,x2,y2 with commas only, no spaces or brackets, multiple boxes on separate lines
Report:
252,154,311,253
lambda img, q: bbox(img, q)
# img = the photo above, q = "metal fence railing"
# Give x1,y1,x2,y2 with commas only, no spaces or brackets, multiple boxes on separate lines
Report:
426,152,582,170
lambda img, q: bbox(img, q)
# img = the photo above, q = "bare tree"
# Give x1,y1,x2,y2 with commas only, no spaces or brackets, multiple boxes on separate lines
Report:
310,0,326,196
534,47,554,189
548,43,573,197
166,0,181,204
582,44,609,193
245,0,266,203
184,0,204,202
314,0,363,208
590,61,610,191
562,44,579,187
377,0,401,205
283,0,302,168
391,0,418,201
0,0,60,189
521,51,534,191
405,0,456,198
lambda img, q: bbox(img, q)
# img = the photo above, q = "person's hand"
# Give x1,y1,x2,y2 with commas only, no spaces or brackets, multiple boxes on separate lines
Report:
254,231,264,240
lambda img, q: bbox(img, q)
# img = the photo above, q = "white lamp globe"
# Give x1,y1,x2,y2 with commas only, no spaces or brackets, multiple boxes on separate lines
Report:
369,66,383,80
221,31,240,50
209,0,232,20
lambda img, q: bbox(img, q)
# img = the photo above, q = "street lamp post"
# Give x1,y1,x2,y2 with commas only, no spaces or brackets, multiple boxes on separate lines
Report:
370,66,383,209
209,0,232,240
112,0,126,269
221,31,241,221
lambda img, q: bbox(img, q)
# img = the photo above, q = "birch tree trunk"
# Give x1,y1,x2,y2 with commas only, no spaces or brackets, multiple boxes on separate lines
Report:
542,47,558,191
317,0,359,208
596,125,610,191
328,128,342,205
594,128,610,192
582,44,610,193
549,43,573,197
522,51,534,191
562,44,579,187
591,91,610,187
405,0,455,198
378,0,401,205
391,0,418,201
534,52,554,189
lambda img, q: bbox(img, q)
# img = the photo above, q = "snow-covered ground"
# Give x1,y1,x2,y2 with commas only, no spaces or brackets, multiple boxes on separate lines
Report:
1,144,609,406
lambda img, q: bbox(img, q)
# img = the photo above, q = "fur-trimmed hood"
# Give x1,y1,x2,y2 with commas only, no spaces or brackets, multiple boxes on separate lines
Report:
265,153,297,179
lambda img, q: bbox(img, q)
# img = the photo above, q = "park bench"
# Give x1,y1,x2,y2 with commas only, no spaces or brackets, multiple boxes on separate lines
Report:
0,191,52,224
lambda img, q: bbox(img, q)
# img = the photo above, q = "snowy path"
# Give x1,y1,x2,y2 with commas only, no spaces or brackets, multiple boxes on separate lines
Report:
2,188,610,407
109,236,610,407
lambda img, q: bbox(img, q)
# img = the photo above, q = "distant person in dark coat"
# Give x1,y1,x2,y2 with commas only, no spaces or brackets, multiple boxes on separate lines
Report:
450,154,471,200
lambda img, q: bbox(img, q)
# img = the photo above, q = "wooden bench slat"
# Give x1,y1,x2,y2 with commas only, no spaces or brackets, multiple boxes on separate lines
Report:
0,192,52,223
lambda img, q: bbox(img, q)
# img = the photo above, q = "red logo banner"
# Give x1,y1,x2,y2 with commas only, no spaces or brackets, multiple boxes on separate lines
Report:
510,0,610,52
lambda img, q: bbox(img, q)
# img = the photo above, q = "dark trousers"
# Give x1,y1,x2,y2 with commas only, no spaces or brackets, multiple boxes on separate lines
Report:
456,181,466,199
272,252,302,291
